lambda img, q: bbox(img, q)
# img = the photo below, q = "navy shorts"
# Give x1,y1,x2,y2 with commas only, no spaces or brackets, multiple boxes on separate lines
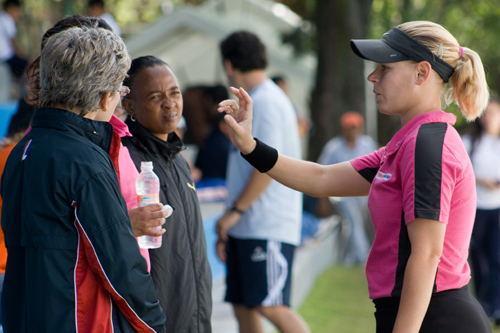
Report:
224,236,296,308
373,286,491,332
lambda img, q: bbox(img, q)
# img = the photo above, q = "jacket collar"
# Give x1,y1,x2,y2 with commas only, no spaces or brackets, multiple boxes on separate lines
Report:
30,107,115,153
125,117,184,159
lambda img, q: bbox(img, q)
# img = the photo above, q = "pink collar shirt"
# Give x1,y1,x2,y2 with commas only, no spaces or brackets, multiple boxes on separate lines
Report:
351,111,476,299
110,115,150,271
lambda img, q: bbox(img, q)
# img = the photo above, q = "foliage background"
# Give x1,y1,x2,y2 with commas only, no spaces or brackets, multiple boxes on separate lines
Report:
286,0,500,146
369,0,500,139
15,0,500,152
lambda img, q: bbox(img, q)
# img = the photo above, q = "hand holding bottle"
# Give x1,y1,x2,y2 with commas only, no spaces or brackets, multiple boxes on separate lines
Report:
129,203,172,238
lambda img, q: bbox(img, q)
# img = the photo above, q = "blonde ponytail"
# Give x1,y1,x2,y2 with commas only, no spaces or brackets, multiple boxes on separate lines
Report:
446,47,489,121
399,21,489,121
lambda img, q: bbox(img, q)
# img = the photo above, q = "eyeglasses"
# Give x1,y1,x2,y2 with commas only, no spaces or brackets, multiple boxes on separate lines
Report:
117,86,130,97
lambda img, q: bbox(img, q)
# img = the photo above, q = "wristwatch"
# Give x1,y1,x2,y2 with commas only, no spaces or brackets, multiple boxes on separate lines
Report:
229,203,245,214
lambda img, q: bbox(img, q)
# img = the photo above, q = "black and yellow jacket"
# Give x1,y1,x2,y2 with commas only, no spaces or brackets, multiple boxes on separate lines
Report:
123,118,212,333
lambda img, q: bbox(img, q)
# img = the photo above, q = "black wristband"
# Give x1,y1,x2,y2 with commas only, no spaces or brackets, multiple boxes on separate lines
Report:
241,138,278,173
229,203,245,214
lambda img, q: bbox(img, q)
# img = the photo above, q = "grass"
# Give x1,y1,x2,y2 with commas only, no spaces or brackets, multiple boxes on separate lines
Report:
298,264,500,332
298,265,374,332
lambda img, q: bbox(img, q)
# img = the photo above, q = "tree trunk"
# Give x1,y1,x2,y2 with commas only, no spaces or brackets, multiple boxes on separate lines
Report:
308,0,373,161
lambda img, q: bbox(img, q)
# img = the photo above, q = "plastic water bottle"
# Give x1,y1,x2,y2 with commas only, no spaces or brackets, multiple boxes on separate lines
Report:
136,161,162,249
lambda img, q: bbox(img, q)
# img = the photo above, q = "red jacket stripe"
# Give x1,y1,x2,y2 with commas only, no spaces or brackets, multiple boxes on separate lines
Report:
74,208,156,332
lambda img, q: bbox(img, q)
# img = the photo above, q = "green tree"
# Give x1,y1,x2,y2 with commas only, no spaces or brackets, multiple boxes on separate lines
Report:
17,0,500,148
370,0,500,141
308,0,373,160
284,0,500,149
17,0,167,58
278,0,373,160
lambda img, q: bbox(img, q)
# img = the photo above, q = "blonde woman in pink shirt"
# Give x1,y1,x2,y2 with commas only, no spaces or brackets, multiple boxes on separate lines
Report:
217,21,491,333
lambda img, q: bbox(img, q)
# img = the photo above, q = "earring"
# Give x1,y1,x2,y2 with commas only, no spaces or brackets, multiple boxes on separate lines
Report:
130,115,136,122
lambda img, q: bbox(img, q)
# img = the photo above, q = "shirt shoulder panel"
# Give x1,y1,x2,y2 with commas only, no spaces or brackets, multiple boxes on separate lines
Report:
413,122,448,220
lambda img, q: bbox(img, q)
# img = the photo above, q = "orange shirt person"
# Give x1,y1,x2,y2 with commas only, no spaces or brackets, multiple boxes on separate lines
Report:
0,143,15,274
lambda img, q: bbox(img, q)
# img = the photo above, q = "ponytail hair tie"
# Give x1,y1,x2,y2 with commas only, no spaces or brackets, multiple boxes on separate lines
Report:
458,46,464,59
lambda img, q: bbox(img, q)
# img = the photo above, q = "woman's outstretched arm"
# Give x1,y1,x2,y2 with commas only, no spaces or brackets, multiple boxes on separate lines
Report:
220,87,371,198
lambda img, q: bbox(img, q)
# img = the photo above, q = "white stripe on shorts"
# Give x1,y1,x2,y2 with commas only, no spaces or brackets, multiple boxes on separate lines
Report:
262,240,288,306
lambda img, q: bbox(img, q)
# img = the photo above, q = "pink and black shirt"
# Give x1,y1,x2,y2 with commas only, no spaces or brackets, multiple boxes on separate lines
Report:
351,111,476,300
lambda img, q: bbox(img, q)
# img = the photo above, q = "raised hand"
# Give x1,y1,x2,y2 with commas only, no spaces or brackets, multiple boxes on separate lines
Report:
218,86,256,155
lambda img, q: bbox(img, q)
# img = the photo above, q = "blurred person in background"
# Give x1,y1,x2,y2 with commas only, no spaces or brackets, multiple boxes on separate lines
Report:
182,84,230,181
0,0,27,79
216,31,310,333
317,111,377,264
1,24,165,332
87,0,121,36
175,115,203,182
462,96,500,325
0,133,20,330
271,75,311,138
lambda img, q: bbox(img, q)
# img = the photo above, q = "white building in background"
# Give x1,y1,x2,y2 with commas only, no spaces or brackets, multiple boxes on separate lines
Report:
124,0,316,121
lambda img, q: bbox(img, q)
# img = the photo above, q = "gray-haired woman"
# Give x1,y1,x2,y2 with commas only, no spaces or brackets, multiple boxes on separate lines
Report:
1,26,165,332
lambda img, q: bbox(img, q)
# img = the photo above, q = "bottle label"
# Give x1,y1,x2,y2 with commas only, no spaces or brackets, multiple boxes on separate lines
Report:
137,194,159,207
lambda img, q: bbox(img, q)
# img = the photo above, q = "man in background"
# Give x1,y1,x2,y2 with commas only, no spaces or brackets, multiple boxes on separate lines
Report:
216,30,310,333
317,111,377,264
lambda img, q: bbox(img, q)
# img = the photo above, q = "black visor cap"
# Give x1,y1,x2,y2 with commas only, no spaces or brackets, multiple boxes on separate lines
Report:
350,27,455,82
350,38,411,63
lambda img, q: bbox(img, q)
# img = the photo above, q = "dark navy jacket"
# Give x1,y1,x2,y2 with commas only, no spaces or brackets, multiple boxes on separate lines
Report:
0,108,165,332
123,118,212,333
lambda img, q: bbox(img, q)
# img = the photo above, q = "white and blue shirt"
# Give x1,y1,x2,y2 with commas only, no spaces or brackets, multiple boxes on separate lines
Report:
226,79,303,245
